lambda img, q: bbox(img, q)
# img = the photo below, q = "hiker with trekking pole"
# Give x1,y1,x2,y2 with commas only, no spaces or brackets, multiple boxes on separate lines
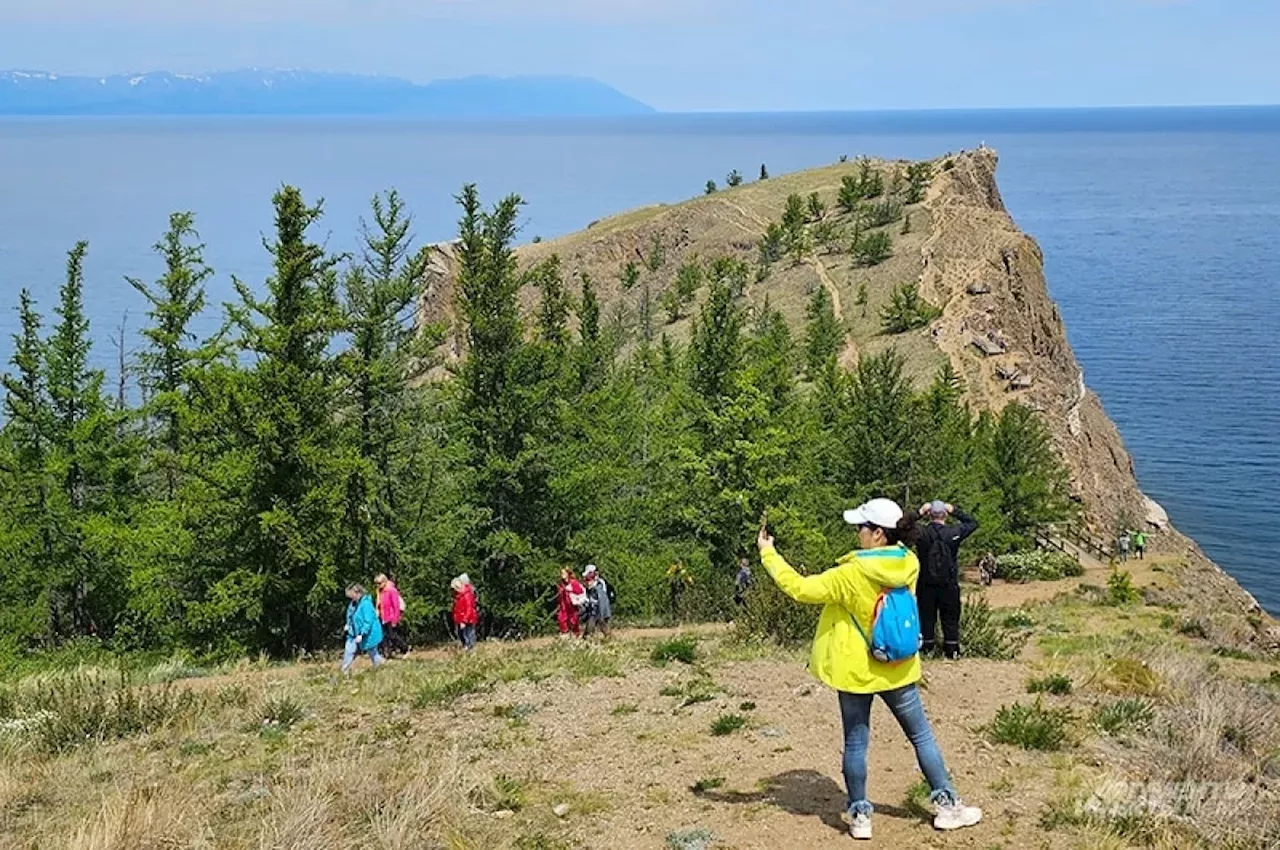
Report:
755,501,982,840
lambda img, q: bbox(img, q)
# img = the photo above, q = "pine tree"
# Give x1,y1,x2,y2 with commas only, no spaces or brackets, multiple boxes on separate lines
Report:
0,291,56,641
705,180,717,195
215,187,346,653
982,404,1072,547
759,164,769,180
689,272,745,407
129,213,213,499
804,285,843,380
529,254,570,349
855,280,869,318
340,190,438,584
575,272,606,393
726,170,743,188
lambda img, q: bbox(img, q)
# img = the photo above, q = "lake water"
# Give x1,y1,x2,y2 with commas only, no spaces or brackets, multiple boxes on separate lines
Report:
2,108,1278,615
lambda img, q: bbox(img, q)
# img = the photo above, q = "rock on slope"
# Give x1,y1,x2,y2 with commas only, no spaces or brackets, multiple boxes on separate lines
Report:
417,149,1278,646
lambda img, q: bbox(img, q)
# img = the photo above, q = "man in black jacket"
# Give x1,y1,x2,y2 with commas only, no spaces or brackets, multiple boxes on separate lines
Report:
915,500,979,659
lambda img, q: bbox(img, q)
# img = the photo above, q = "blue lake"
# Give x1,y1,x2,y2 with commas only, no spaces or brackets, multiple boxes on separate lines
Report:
1,108,1278,614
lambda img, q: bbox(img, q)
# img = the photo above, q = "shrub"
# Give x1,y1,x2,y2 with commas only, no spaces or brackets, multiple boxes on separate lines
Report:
733,579,818,646
994,550,1085,583
1107,570,1142,606
852,230,893,267
1094,698,1155,736
690,776,725,793
1097,657,1162,697
989,700,1071,751
959,591,1026,660
667,828,715,850
1178,618,1209,639
725,169,743,187
739,701,756,711
705,180,717,195
879,281,940,333
859,200,903,228
1003,611,1035,629
1027,674,1073,696
261,695,305,729
11,673,204,754
651,635,698,666
710,713,746,736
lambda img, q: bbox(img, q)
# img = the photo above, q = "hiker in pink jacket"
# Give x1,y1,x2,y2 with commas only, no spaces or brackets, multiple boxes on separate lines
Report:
374,573,408,656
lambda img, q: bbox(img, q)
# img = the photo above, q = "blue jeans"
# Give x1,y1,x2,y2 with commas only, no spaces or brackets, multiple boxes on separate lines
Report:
838,684,956,816
459,624,477,650
341,638,385,673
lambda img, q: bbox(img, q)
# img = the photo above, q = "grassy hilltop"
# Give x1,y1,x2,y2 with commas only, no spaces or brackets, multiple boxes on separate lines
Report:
1,559,1278,849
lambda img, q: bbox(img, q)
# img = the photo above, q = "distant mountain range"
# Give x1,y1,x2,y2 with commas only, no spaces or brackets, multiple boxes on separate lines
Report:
0,70,655,117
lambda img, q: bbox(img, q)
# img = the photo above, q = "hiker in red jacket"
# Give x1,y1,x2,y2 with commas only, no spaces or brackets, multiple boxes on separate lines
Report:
450,574,479,651
557,568,586,637
374,573,407,656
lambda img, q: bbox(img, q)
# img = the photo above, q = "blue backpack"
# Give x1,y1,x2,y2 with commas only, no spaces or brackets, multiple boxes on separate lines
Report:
851,586,923,664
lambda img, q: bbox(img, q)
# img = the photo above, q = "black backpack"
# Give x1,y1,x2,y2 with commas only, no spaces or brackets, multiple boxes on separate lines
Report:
922,526,954,585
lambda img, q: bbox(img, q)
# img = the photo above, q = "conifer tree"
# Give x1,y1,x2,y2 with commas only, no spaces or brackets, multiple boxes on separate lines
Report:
129,213,213,499
804,285,843,379
214,187,346,653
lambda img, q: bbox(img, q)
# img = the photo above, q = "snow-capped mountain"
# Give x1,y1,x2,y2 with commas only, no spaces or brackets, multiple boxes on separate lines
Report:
0,70,655,117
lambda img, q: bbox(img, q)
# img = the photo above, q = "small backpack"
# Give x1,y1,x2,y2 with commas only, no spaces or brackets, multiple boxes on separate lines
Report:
851,586,923,664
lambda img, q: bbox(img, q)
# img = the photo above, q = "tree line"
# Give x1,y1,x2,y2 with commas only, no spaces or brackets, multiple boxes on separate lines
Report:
0,184,1072,661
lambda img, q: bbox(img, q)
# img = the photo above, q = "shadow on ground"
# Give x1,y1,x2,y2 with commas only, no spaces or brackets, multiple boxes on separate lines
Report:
696,770,918,834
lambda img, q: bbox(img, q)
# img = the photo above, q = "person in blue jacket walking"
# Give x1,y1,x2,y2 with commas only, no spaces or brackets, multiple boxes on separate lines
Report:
341,583,385,674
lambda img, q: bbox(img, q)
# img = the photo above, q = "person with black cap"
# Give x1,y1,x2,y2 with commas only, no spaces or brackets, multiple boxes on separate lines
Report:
915,500,979,659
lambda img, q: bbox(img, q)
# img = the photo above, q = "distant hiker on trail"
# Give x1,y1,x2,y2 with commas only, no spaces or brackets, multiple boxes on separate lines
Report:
557,568,587,637
666,561,693,620
582,564,615,638
977,552,997,587
1133,530,1147,561
341,584,385,674
756,499,982,839
1118,532,1131,563
734,557,754,607
374,573,407,656
450,574,478,651
915,500,979,660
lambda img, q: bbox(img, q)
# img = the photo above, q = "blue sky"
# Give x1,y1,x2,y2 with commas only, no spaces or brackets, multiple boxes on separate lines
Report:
0,0,1276,111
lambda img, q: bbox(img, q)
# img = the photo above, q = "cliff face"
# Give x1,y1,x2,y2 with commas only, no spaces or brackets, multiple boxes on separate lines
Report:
417,150,1278,645
918,150,1146,524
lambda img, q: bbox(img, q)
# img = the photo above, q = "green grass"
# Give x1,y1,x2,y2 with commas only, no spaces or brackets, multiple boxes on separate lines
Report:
261,694,305,729
611,702,639,715
710,713,746,736
1026,674,1073,696
904,778,932,819
651,635,698,666
412,669,491,707
1093,699,1155,736
738,701,756,711
690,776,725,793
989,701,1071,751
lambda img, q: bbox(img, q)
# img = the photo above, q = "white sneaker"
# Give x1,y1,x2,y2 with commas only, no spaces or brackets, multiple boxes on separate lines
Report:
849,812,872,840
933,798,982,831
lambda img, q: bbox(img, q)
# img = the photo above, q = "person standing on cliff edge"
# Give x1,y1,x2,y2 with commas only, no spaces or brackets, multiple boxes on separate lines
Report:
915,501,979,659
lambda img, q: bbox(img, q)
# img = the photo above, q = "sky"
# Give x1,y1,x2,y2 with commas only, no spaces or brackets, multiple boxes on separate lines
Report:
0,0,1277,111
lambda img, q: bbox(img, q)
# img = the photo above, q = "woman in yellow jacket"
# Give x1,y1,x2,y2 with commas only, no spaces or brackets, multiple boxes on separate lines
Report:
757,497,982,840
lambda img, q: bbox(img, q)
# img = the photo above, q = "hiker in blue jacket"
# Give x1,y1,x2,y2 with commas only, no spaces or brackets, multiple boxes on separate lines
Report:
341,584,385,674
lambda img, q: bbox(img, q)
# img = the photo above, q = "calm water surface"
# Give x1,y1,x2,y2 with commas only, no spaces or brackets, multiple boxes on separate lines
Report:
1,108,1278,613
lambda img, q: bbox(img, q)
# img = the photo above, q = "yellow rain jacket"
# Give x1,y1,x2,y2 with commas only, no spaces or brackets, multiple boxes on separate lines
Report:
760,543,922,694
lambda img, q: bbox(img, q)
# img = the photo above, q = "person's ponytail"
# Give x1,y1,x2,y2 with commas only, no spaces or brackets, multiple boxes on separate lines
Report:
886,513,919,547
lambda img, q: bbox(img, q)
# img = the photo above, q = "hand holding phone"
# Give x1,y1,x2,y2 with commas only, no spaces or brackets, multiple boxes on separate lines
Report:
757,511,774,551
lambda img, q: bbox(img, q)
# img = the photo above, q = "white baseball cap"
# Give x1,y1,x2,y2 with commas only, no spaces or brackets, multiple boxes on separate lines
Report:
843,498,905,529
583,564,598,576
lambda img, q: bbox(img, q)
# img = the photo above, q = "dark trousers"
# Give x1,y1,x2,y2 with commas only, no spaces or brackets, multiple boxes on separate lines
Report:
382,623,408,655
918,582,961,659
